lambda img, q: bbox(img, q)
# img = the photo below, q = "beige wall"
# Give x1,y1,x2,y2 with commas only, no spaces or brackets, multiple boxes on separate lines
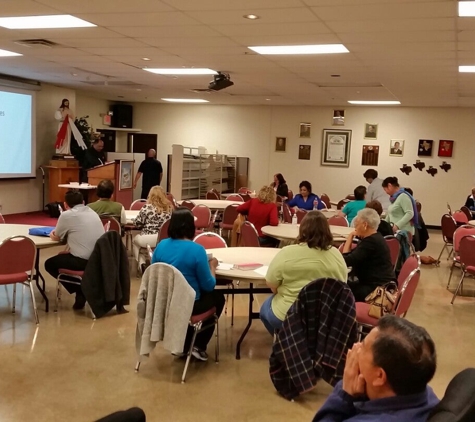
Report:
76,93,111,132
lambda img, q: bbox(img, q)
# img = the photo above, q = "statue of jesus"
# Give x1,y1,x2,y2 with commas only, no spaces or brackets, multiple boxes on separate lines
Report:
54,98,87,155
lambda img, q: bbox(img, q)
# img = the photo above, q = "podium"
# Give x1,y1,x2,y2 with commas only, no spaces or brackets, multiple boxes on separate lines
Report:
45,163,81,203
87,160,133,208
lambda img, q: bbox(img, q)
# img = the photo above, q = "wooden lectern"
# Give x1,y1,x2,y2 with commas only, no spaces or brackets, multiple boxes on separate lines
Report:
45,162,81,203
87,160,133,208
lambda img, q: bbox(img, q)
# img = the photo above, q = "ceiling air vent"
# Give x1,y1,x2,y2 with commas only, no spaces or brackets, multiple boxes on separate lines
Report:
14,39,60,48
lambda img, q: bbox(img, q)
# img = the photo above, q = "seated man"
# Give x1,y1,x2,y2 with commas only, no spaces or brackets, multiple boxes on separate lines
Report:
313,316,439,421
339,185,367,226
45,190,105,309
88,179,126,224
464,187,475,212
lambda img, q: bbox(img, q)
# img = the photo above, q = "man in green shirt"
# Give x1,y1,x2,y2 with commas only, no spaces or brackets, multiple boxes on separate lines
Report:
88,179,127,224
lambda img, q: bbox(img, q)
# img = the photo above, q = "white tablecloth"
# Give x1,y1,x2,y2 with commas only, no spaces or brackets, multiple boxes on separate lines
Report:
0,224,60,249
178,199,242,210
261,224,353,242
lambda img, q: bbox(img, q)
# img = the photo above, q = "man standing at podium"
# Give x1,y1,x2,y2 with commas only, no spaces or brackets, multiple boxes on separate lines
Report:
81,139,106,183
134,149,163,199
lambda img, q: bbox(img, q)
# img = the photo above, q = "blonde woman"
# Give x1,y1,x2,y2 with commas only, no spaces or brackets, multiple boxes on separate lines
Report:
133,186,172,266
236,185,279,246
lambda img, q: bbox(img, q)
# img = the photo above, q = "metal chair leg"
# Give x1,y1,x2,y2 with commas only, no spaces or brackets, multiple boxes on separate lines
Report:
28,281,39,325
215,316,219,363
182,323,200,384
12,283,16,314
231,283,235,326
436,243,448,265
451,272,466,304
135,361,141,372
447,262,457,289
54,279,61,312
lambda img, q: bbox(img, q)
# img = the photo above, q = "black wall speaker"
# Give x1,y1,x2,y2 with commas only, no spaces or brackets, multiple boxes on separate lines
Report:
111,104,133,128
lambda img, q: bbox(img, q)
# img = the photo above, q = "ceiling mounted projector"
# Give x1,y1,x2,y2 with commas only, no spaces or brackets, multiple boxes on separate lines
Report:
208,72,234,91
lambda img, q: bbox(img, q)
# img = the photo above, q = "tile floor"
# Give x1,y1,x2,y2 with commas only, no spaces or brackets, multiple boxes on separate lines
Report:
0,230,474,422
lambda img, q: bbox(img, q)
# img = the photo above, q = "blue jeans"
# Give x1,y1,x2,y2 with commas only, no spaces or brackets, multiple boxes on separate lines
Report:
259,295,283,335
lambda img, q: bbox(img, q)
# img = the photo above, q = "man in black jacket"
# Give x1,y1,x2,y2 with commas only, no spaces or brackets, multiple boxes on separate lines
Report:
81,139,106,182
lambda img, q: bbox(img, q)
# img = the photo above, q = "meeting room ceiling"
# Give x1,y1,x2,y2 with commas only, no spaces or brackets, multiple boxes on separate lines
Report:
0,0,472,107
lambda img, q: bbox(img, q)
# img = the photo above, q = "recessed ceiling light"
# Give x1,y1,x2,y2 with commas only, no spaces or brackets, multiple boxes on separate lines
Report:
142,57,151,61
459,1,475,16
248,44,349,55
0,15,96,29
459,65,475,72
243,14,260,20
0,48,22,57
348,100,401,105
145,68,217,75
71,73,78,76
162,98,209,103
265,98,271,101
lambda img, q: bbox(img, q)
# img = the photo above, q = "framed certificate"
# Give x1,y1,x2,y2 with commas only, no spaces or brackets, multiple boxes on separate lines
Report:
321,129,352,167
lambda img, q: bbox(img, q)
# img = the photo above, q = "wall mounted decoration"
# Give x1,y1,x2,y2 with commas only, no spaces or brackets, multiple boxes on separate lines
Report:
389,139,404,156
427,166,437,177
298,144,311,160
418,139,433,156
275,137,286,152
332,110,345,126
414,160,425,171
438,140,454,158
362,145,379,166
440,161,451,172
321,129,352,167
299,122,311,138
364,123,378,139
400,164,412,175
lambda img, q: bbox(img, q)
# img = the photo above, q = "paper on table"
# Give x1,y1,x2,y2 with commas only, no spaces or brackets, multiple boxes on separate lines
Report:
217,263,233,270
253,265,269,277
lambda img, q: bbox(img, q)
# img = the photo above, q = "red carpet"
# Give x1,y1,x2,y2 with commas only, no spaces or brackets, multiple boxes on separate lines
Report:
4,211,58,226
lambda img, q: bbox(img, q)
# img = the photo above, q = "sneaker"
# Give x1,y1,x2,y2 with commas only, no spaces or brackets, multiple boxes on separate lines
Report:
191,347,208,361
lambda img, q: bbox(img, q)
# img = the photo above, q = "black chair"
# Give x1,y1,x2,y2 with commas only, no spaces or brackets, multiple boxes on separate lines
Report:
95,407,146,422
427,368,475,422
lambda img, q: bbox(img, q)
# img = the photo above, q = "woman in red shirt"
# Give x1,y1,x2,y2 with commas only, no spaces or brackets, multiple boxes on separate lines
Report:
237,185,279,246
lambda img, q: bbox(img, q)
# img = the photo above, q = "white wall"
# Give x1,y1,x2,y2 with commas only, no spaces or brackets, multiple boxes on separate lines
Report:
76,93,111,132
132,103,475,226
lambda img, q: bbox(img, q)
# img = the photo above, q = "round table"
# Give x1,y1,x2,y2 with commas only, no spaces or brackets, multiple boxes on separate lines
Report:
0,224,60,312
261,224,354,242
125,210,139,225
469,220,475,227
178,199,242,210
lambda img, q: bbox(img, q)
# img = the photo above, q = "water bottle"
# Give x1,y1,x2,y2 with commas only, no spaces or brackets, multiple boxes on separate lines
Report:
292,213,297,225
313,199,318,210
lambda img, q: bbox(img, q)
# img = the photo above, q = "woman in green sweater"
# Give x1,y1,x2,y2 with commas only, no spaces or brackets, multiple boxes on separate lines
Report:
382,177,417,235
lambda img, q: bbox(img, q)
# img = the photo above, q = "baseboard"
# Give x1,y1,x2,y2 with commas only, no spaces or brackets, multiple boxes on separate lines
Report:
426,225,441,230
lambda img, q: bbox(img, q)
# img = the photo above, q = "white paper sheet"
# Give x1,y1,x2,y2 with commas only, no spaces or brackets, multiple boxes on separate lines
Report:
217,263,234,271
253,265,269,277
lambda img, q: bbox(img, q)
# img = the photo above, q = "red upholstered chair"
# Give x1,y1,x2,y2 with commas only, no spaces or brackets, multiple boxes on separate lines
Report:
287,190,294,200
447,225,475,289
321,194,331,209
219,204,239,237
345,194,355,200
337,199,349,210
240,221,260,247
238,187,250,194
130,199,146,210
226,194,244,202
192,205,211,231
0,236,38,324
451,235,475,304
384,235,401,269
55,269,95,319
100,216,121,233
240,193,251,202
447,202,453,215
328,215,349,227
181,200,195,211
282,203,292,224
296,209,308,224
461,206,472,221
437,214,457,264
206,190,220,200
125,200,147,252
157,219,171,243
166,193,178,209
356,254,421,340
453,210,469,225
0,213,5,224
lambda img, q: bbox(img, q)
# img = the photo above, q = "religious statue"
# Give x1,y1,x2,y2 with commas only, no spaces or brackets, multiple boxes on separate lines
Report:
54,98,87,155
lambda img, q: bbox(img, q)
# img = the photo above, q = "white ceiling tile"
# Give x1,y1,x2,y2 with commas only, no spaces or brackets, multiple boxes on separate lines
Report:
0,27,123,42
0,0,60,16
108,25,222,38
302,0,453,5
162,0,306,11
36,0,175,13
76,12,200,27
326,18,454,33
338,31,454,43
346,41,455,53
48,37,149,49
230,33,341,46
159,45,251,56
77,47,172,57
211,22,331,37
138,37,239,48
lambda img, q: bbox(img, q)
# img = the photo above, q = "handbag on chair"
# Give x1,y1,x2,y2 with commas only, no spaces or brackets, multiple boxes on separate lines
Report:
364,282,398,319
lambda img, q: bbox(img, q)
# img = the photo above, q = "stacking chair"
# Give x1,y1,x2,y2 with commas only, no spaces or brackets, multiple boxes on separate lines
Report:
296,209,308,224
0,236,38,324
194,233,236,325
192,205,211,234
384,235,401,269
240,193,251,202
166,193,178,209
337,199,349,210
447,202,453,215
0,213,5,223
227,194,244,202
356,255,421,340
157,219,171,243
55,269,95,319
451,235,475,304
287,190,294,200
125,201,146,253
328,215,349,227
461,206,472,221
100,216,121,233
219,204,239,238
130,199,146,210
206,190,220,200
321,193,331,209
437,214,457,264
240,221,260,247
282,203,292,223
238,187,250,194
447,225,475,289
181,200,195,211
453,210,469,225
345,194,355,200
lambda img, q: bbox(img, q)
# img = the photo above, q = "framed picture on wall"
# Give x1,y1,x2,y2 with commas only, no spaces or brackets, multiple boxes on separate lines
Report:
299,122,311,138
362,145,379,166
438,140,454,157
332,110,345,126
389,139,404,156
364,123,378,139
275,137,286,152
119,160,133,190
418,139,433,156
298,145,311,160
321,129,352,167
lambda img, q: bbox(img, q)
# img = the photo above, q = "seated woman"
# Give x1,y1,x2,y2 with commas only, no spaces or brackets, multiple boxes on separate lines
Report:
260,211,348,335
236,185,279,246
339,185,367,226
151,207,225,361
365,200,393,237
342,208,396,302
382,176,417,236
271,173,289,198
133,186,172,269
286,180,324,211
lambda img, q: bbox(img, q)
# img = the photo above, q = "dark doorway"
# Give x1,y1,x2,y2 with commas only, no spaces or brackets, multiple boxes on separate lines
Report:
128,133,157,153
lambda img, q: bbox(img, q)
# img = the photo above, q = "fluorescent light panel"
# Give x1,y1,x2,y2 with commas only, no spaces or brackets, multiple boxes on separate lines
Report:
459,1,475,16
459,65,475,72
248,44,349,55
0,48,22,57
0,15,95,29
162,98,209,103
348,101,401,105
144,68,217,75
